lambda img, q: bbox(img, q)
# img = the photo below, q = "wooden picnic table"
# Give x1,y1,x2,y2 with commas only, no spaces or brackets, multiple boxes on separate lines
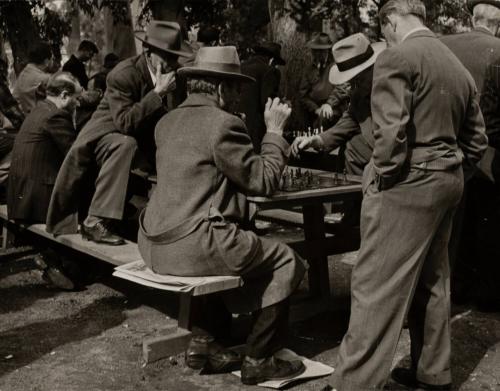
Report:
247,170,362,301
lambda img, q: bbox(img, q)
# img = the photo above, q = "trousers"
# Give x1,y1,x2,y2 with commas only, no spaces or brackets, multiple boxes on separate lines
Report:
332,165,463,391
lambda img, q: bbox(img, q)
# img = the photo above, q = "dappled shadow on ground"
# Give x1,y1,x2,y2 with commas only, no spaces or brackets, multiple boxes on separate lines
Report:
0,296,134,377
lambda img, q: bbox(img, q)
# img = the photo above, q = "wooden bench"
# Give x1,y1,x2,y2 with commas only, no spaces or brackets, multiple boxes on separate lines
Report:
0,204,242,363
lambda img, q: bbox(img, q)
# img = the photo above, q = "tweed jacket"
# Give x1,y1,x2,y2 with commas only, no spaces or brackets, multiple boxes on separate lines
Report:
46,54,182,234
7,100,76,222
239,55,281,150
371,30,487,190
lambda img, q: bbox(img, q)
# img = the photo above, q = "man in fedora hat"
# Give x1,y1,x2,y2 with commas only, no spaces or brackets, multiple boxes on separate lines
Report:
299,32,350,129
441,0,500,311
238,41,286,152
325,1,487,390
47,21,191,244
292,33,386,176
138,46,307,385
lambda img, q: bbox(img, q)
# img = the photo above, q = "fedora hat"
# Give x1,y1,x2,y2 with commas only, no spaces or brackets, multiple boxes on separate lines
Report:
178,46,255,82
329,33,387,85
467,0,500,11
254,42,286,65
307,33,334,50
135,20,192,58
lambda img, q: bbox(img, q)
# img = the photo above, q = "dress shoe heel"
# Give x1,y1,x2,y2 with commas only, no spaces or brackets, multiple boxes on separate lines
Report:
185,353,207,370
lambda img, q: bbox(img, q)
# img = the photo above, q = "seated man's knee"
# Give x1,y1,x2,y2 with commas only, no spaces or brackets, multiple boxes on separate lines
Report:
113,135,137,157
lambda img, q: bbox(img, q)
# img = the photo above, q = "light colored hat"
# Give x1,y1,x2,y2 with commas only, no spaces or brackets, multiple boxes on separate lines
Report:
467,0,500,12
135,20,192,58
329,33,387,85
178,46,255,82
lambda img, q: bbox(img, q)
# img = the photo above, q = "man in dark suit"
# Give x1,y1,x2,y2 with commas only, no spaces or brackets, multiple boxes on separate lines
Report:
8,72,81,223
239,42,285,152
292,34,386,176
62,40,98,89
138,46,307,385
47,21,191,244
441,0,500,310
8,72,82,290
326,1,487,390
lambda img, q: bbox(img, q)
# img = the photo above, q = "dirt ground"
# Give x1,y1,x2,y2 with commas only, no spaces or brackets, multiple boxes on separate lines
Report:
1,226,499,391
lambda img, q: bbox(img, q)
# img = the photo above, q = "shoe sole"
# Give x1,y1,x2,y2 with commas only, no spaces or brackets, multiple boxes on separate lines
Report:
82,235,125,246
185,354,207,370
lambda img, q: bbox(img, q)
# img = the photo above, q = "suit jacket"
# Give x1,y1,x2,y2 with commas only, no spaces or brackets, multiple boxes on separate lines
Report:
239,55,281,151
46,54,182,234
63,55,89,89
7,100,76,222
442,27,500,182
371,29,487,189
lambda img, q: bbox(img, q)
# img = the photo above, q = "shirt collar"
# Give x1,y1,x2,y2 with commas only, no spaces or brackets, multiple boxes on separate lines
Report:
402,26,431,42
146,60,157,86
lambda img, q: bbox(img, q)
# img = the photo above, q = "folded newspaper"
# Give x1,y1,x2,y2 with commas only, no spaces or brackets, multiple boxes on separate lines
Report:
113,260,237,292
232,348,334,389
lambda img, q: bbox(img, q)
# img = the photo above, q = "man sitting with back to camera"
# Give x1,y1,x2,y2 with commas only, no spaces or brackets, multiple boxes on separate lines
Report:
138,46,307,385
46,21,191,244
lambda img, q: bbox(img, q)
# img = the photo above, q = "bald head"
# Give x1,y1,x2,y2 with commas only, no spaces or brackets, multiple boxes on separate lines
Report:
473,4,500,32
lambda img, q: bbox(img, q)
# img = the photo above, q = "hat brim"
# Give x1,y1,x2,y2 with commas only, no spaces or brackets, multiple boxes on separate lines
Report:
253,46,286,65
307,43,333,50
467,0,500,12
329,42,387,85
178,66,256,83
135,32,192,58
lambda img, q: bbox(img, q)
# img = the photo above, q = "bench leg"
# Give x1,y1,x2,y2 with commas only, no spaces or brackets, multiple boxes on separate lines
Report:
2,221,16,250
142,293,198,364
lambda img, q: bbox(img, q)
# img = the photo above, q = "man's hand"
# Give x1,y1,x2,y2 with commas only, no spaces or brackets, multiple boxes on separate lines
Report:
319,103,334,119
154,68,176,97
291,135,324,157
264,97,292,136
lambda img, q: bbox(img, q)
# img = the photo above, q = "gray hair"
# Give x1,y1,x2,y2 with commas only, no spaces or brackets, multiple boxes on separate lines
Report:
473,4,500,29
187,77,220,95
46,71,81,97
379,0,426,24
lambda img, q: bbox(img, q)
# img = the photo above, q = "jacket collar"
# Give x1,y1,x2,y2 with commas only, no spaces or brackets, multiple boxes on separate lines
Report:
403,28,435,42
473,26,494,36
178,93,220,109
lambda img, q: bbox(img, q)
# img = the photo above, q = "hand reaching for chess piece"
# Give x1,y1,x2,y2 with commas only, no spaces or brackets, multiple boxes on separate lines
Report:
291,135,325,157
264,97,291,136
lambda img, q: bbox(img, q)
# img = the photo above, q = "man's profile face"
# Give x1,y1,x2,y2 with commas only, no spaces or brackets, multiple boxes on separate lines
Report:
220,80,242,112
149,50,178,74
312,49,329,66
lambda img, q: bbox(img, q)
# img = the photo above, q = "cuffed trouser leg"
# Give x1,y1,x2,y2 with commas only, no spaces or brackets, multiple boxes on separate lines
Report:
331,167,462,391
88,133,137,220
409,209,454,386
245,299,290,359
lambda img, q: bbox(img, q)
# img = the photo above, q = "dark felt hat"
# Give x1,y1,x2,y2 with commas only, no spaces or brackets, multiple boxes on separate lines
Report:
135,20,192,57
178,46,255,82
467,0,500,12
307,33,334,49
254,42,286,65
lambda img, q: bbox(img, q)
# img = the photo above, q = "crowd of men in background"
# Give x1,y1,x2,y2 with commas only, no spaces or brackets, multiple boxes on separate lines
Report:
0,0,499,388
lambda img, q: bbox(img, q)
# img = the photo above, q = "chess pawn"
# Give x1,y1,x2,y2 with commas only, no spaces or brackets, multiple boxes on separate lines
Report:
333,171,339,185
307,127,312,137
320,126,324,133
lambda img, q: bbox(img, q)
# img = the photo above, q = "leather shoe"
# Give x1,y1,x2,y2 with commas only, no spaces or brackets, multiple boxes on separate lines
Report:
240,355,306,385
81,221,125,245
35,253,76,290
185,335,241,373
391,368,451,390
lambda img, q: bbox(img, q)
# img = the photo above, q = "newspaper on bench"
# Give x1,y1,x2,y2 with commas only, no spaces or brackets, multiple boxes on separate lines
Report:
113,260,237,292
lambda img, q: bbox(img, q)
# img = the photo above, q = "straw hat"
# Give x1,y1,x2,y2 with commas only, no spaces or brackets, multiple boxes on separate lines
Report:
178,46,255,82
329,33,387,85
135,20,192,58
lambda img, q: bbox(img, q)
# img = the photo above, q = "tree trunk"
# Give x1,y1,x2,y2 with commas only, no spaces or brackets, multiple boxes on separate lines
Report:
269,0,310,130
104,1,137,59
2,2,39,75
68,5,81,56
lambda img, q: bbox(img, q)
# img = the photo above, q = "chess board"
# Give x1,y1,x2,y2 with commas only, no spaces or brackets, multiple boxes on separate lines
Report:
279,167,358,192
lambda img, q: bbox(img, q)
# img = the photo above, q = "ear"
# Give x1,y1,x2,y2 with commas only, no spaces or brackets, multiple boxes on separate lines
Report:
60,90,69,99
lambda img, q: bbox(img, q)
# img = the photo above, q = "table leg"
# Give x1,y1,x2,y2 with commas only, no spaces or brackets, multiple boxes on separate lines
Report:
302,204,331,299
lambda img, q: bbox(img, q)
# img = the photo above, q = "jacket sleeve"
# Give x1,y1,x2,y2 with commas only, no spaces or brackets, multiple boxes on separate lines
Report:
46,110,77,157
459,85,488,171
213,115,289,197
106,70,164,135
299,72,320,113
481,64,500,149
371,49,412,188
319,109,361,152
327,83,350,110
